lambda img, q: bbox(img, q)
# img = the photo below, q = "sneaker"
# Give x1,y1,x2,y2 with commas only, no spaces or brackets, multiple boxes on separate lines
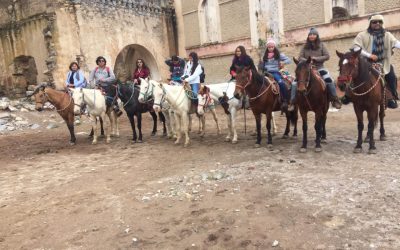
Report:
287,103,295,112
388,99,398,109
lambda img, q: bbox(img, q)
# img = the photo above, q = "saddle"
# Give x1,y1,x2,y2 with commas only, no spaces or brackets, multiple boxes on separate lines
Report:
265,76,280,96
280,70,295,90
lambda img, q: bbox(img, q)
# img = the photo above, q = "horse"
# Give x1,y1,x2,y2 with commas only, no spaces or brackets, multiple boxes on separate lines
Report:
28,83,76,145
117,81,167,142
234,66,298,148
293,57,329,153
70,88,119,144
336,49,386,154
143,79,205,147
196,85,222,136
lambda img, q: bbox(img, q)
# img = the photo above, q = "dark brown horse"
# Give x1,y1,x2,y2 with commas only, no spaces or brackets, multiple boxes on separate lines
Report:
29,84,76,145
293,57,329,153
336,49,386,154
234,66,298,149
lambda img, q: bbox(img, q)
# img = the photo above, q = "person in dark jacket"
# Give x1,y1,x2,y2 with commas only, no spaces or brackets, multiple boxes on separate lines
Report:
165,55,186,85
229,45,256,81
132,59,150,85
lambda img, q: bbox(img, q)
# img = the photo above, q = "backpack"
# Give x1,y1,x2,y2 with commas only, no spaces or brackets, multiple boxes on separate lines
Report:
200,65,206,83
95,66,110,77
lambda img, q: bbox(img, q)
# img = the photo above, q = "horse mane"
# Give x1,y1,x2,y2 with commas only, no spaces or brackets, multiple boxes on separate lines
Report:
251,68,265,85
357,54,379,82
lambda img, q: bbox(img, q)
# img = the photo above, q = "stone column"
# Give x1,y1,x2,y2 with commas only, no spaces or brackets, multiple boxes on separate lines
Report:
173,0,187,57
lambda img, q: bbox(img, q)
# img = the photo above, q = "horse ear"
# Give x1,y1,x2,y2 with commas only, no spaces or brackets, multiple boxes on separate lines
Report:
293,57,299,65
336,50,344,58
306,56,312,64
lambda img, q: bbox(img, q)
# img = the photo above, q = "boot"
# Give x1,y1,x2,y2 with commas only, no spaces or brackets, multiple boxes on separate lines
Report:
331,96,342,109
387,99,398,109
341,95,351,105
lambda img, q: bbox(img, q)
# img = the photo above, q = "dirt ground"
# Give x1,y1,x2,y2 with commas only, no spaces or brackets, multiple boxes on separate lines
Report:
1,105,400,250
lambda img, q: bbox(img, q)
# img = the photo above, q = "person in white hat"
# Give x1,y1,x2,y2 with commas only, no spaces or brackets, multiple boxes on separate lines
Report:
345,14,400,108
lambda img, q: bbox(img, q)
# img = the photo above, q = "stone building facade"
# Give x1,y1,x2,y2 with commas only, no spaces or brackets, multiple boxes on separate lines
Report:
0,0,175,97
175,0,400,83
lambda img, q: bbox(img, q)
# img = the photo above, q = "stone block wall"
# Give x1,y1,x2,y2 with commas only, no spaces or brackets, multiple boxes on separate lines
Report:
282,0,325,30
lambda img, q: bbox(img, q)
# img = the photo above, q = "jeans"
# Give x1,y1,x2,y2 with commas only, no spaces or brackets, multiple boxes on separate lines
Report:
190,83,199,98
290,68,337,102
269,71,288,101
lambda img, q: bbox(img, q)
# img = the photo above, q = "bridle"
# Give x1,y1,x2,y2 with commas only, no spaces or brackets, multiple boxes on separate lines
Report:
139,81,154,102
235,69,277,102
35,88,73,112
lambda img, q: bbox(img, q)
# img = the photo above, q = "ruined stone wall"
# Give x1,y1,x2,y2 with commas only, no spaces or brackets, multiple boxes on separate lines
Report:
282,0,325,30
0,0,176,96
365,0,400,14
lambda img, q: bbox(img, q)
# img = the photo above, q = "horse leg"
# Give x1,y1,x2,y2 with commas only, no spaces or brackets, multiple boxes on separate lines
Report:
150,111,157,136
367,110,377,154
254,113,262,147
159,111,167,136
271,112,277,136
169,110,177,139
231,108,238,144
300,110,308,153
100,117,104,136
103,112,111,143
114,111,119,137
354,108,363,153
200,115,206,137
188,114,192,132
266,112,273,150
211,108,221,135
128,115,137,142
67,113,76,145
283,111,290,139
321,113,327,144
91,115,98,145
197,115,202,134
379,103,386,141
182,112,190,147
137,113,143,143
314,113,322,152
225,113,232,142
174,113,182,144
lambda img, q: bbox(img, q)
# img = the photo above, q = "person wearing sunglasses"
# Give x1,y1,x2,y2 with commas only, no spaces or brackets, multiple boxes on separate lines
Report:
346,14,400,108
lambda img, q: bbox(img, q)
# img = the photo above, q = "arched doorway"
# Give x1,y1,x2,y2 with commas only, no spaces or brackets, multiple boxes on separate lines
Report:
114,44,160,81
11,55,38,97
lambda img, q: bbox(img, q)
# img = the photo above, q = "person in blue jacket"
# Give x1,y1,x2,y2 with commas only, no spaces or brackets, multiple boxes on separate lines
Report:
65,62,86,88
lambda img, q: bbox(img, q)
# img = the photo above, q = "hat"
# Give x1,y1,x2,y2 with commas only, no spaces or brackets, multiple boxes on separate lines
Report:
266,38,276,47
369,14,385,27
308,27,319,36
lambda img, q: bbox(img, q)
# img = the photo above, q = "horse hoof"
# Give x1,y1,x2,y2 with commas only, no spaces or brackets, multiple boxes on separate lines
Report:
92,141,97,145
315,147,322,153
282,135,289,139
225,137,231,142
299,148,307,153
254,143,260,148
137,140,143,143
174,140,180,145
69,142,76,146
184,143,189,148
380,135,387,141
151,131,156,136
368,149,377,154
321,139,327,144
353,148,362,153
200,133,205,138
232,139,238,144
217,130,221,135
106,139,111,144
267,144,274,151
131,140,137,143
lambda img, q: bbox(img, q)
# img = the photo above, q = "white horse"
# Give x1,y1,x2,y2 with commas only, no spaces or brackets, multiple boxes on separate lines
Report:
71,88,119,144
147,80,207,147
197,85,221,135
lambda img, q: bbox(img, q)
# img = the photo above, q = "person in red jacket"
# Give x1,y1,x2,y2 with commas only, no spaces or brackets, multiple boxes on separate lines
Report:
132,58,150,85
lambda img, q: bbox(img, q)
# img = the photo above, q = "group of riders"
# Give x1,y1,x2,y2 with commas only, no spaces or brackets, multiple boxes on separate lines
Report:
65,14,400,118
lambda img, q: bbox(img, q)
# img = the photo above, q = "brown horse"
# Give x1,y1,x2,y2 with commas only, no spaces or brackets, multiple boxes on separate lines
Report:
336,49,386,154
29,84,76,145
293,57,329,153
234,66,298,148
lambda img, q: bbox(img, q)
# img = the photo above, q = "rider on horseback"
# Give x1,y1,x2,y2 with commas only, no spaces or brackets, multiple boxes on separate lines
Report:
165,55,186,85
132,58,150,85
89,56,123,116
259,38,291,110
182,52,203,105
288,27,342,111
229,46,256,81
342,14,400,108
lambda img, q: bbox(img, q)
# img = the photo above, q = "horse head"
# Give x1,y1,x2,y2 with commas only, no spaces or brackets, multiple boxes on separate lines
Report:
197,85,210,115
152,81,164,113
294,56,313,93
336,49,361,91
138,77,152,103
233,65,252,99
28,83,48,111
70,88,84,115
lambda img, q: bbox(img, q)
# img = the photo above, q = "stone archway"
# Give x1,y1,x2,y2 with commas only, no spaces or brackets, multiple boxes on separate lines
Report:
114,44,160,82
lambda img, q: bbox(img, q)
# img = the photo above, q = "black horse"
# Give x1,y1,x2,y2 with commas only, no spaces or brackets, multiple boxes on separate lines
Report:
117,82,166,142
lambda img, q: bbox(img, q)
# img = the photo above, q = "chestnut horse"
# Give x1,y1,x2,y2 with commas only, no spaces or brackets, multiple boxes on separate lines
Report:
28,83,76,145
293,57,329,153
336,49,386,154
234,66,298,149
